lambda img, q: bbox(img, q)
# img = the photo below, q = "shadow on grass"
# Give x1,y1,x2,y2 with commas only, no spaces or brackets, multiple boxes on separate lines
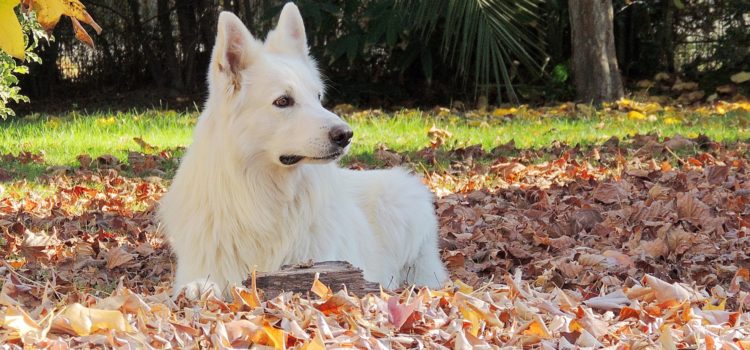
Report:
0,151,183,184
344,132,742,174
2,132,744,185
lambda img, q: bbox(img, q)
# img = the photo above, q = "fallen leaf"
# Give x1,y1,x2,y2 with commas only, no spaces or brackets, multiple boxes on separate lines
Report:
51,303,131,336
730,71,750,84
643,274,692,304
627,111,646,120
388,295,419,330
592,181,629,204
106,246,135,269
2,305,41,339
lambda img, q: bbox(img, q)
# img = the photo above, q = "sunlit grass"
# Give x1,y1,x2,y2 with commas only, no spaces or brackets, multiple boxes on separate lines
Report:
0,107,748,179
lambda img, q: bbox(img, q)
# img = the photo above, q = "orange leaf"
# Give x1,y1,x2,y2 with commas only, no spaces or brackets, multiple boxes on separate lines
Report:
262,325,286,350
311,274,332,299
8,259,26,269
24,0,101,47
459,305,481,337
730,267,749,294
660,161,672,172
687,157,703,167
316,294,357,316
619,306,640,320
71,17,93,48
301,334,325,350
522,319,550,338
230,287,260,310
705,335,715,350
569,319,583,332
679,305,694,323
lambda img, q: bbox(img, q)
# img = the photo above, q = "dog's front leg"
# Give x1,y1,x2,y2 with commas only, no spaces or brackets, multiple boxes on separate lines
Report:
176,278,223,300
173,263,225,299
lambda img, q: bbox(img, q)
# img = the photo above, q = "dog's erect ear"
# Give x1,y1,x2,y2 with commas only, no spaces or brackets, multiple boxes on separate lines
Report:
210,12,259,90
265,3,308,57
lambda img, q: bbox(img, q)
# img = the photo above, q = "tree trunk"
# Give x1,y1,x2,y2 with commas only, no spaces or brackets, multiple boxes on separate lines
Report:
127,0,164,88
242,0,251,24
196,0,217,81
569,0,624,104
176,0,198,91
661,0,676,72
158,0,183,92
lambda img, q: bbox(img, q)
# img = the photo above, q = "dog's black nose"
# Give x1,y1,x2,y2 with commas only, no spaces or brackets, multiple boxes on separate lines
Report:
329,125,353,148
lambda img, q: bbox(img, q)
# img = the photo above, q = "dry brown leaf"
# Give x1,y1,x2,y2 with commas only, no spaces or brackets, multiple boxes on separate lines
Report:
638,238,668,259
577,254,606,267
374,148,404,166
602,250,635,268
648,183,671,200
676,192,711,226
665,134,695,150
592,181,630,204
106,246,135,270
557,262,584,279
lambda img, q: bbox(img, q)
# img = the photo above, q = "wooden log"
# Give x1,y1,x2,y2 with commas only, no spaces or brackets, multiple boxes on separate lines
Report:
244,261,381,298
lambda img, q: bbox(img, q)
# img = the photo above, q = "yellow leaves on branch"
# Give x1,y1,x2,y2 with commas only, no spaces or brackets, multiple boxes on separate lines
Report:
0,0,101,59
0,0,24,59
25,0,102,47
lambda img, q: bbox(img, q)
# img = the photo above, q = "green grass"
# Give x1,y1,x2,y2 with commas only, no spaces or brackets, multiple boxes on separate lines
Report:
353,109,749,151
0,107,748,179
0,110,194,165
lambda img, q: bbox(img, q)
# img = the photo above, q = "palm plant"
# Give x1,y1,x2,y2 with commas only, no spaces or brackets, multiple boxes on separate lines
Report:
402,0,545,103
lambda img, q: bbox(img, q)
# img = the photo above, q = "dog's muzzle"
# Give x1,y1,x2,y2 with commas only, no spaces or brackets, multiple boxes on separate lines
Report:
279,125,353,166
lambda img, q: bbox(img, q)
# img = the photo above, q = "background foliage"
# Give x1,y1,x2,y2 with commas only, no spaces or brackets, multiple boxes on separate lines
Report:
6,0,750,112
0,11,46,118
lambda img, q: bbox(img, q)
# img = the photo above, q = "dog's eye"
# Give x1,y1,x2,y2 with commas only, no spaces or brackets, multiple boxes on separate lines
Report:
273,96,294,108
317,93,322,101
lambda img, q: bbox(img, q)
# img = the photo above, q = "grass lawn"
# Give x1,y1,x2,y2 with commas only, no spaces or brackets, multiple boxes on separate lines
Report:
0,105,748,178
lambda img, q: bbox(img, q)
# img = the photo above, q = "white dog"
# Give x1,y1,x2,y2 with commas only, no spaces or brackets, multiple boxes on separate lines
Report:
159,3,448,299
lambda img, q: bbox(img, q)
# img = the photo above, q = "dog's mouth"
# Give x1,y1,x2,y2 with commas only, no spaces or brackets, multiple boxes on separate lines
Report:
279,151,343,165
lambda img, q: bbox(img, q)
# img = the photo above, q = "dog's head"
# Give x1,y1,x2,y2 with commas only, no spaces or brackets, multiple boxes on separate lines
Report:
207,4,352,167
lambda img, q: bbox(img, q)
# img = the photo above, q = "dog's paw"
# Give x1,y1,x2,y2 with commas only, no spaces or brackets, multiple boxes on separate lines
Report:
177,279,222,300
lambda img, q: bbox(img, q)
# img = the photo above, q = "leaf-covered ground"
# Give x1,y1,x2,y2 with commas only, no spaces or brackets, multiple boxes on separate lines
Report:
1,103,750,348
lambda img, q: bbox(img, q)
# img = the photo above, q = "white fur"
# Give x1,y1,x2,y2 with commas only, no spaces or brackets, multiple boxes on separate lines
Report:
159,4,448,299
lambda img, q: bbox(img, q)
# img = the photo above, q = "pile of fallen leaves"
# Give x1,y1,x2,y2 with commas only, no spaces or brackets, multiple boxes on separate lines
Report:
1,130,750,347
3,269,747,348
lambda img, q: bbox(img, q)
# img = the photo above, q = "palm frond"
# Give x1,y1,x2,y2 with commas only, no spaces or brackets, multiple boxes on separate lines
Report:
402,0,545,103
